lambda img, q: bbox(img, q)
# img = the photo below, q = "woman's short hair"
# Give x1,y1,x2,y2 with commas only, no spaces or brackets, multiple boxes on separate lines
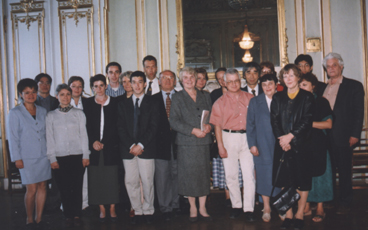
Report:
68,76,84,89
195,68,208,81
90,74,106,89
300,72,319,92
34,73,52,84
243,62,261,77
17,78,38,95
179,66,197,82
223,68,241,81
119,71,133,83
323,52,344,68
278,64,302,85
260,73,278,84
294,54,313,67
55,83,72,95
260,61,275,73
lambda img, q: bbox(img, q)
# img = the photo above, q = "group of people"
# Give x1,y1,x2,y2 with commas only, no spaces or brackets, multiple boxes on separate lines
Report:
7,52,364,230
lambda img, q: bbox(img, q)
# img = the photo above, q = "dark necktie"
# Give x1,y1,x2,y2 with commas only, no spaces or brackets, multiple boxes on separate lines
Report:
166,93,171,118
251,89,256,96
146,81,153,95
133,98,140,140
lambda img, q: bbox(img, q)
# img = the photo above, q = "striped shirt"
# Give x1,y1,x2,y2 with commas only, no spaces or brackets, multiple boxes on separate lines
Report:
105,84,125,97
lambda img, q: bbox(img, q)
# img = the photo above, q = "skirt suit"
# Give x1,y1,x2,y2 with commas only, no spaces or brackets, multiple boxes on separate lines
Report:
270,89,315,191
7,103,51,184
170,89,212,197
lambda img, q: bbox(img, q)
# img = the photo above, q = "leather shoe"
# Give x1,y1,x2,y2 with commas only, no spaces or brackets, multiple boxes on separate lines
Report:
280,218,293,229
244,212,256,222
36,221,47,230
229,208,242,219
25,223,37,230
145,215,154,224
189,216,198,222
199,214,213,221
162,212,172,221
294,218,304,230
130,215,140,225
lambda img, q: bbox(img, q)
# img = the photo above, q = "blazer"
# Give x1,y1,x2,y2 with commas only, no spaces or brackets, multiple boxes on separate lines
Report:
241,83,264,96
7,104,47,161
152,91,178,160
117,95,160,159
210,88,223,105
84,96,120,166
246,93,276,165
330,77,364,146
35,95,59,112
170,88,212,146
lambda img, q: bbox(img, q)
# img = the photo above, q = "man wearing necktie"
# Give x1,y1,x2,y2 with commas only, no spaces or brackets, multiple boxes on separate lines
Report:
117,71,160,224
143,55,160,96
152,70,180,221
241,62,263,96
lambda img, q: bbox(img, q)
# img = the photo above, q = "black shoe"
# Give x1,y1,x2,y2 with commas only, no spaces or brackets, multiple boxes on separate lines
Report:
110,216,118,223
244,212,256,222
145,215,154,224
130,215,140,225
229,208,242,219
199,214,213,221
189,216,198,222
173,208,183,216
280,218,293,229
99,216,106,223
36,221,47,230
26,223,37,230
293,219,304,230
162,212,172,221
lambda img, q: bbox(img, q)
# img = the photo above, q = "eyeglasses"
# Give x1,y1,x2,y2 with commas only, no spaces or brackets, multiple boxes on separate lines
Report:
226,79,241,85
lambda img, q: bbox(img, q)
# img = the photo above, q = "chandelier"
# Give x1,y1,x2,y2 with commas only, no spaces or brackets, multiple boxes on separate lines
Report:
239,25,254,49
242,50,253,63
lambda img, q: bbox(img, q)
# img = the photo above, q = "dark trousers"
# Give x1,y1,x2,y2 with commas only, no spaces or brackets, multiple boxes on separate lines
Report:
54,155,85,218
330,143,353,206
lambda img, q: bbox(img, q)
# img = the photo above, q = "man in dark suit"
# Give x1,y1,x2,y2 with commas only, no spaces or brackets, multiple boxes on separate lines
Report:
294,54,327,97
322,52,364,214
34,73,59,112
241,62,263,96
152,70,180,221
117,71,160,224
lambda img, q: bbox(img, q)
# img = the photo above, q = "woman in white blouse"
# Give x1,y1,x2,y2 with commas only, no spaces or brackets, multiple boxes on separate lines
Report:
46,84,90,227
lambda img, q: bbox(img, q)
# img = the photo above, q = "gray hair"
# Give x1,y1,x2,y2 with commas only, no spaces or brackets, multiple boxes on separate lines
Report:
323,52,344,68
55,83,72,95
179,66,197,82
119,71,133,83
224,68,241,81
159,70,176,80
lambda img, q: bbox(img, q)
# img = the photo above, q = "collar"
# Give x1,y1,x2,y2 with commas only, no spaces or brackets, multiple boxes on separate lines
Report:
327,75,343,85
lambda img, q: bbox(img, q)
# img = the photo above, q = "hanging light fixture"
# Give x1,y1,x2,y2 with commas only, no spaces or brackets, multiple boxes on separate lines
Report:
242,50,253,63
239,25,254,50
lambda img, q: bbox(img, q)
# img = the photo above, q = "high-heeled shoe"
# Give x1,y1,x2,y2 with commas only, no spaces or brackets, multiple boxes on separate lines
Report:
199,214,213,221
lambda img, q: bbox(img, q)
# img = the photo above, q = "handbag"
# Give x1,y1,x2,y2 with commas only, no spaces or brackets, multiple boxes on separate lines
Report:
270,151,301,215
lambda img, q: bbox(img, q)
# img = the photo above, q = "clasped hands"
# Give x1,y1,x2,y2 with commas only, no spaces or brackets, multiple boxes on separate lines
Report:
192,124,211,138
278,133,294,152
130,144,143,156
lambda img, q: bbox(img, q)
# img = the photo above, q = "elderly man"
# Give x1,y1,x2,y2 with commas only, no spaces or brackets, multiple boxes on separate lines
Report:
105,62,125,97
152,70,180,221
241,62,263,96
294,54,326,97
210,68,255,222
322,53,364,214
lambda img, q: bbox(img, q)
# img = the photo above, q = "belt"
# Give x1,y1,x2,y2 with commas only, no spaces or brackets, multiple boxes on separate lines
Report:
223,129,246,134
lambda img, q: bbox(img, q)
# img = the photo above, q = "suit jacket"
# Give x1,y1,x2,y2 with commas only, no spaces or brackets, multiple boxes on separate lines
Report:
246,93,276,165
316,81,327,97
329,77,364,146
152,92,178,160
241,84,264,96
210,88,223,105
7,103,47,161
84,96,120,166
35,95,59,112
117,95,160,159
169,88,212,146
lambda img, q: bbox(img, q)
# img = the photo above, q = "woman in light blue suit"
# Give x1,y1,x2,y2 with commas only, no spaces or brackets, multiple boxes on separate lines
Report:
8,78,51,229
246,74,279,223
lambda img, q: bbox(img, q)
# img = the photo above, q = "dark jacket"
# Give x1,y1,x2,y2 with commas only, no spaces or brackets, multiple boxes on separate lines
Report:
35,95,59,112
329,77,364,146
152,92,177,160
84,96,120,166
117,95,160,159
241,84,264,96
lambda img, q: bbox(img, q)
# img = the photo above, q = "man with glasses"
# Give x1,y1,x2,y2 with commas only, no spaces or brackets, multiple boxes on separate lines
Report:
294,54,326,97
210,68,256,222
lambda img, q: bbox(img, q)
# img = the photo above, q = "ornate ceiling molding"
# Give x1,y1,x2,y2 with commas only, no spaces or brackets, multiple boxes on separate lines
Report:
10,0,44,30
57,0,93,26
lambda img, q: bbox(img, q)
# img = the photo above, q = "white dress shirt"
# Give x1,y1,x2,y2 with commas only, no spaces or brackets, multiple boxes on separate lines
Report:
145,77,160,95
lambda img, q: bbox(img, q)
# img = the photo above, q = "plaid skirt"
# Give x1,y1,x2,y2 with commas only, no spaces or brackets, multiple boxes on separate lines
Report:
212,156,243,189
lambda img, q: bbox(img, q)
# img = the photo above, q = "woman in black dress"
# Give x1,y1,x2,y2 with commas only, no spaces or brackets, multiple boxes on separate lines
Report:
84,74,120,222
271,64,315,229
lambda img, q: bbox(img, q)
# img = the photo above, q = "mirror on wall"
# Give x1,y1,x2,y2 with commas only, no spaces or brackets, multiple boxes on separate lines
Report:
182,0,281,72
